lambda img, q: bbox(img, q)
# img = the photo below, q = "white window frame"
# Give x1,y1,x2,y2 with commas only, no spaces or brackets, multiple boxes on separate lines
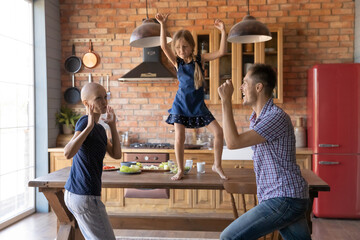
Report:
0,0,35,230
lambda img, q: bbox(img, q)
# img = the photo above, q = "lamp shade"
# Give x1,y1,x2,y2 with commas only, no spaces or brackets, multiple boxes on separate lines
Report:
227,15,272,43
130,18,172,48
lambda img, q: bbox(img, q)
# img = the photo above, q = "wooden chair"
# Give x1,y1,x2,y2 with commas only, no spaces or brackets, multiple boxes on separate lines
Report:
223,181,281,240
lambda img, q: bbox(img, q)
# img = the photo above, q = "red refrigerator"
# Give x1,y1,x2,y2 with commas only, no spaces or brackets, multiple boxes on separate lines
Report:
307,63,360,218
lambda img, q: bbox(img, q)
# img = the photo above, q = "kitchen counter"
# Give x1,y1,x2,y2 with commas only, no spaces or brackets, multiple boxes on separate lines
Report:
48,147,312,155
48,147,214,154
49,147,313,171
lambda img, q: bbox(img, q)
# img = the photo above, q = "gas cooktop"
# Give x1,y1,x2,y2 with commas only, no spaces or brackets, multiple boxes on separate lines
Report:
129,143,174,149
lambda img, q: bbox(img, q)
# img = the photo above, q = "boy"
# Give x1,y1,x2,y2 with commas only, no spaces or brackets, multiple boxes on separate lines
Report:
63,82,121,240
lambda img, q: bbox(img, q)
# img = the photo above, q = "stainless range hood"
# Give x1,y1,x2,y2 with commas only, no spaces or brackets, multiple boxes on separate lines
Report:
118,47,176,82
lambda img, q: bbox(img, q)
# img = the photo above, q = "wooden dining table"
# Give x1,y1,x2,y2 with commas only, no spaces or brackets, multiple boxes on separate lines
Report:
29,167,329,240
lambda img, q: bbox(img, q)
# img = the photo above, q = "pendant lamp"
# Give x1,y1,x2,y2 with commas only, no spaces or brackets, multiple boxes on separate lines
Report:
130,0,172,48
227,0,272,43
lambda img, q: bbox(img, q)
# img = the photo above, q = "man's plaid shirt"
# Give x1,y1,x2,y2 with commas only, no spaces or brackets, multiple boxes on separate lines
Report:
250,99,308,203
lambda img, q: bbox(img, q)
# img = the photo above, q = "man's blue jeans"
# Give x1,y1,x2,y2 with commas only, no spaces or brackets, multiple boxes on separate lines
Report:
220,197,312,240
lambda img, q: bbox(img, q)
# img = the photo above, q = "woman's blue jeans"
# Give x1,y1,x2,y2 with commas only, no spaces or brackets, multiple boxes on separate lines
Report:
220,197,312,240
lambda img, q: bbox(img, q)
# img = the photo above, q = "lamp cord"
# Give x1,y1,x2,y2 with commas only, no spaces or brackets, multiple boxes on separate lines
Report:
146,0,149,19
247,0,250,15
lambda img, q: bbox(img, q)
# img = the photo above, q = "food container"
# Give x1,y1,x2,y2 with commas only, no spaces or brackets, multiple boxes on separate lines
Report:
244,63,253,74
121,162,137,167
197,162,206,173
185,159,193,173
244,43,253,52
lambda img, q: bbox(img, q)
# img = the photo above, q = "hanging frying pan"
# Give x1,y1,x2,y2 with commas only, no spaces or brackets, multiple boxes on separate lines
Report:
64,74,81,104
64,44,82,73
82,40,98,69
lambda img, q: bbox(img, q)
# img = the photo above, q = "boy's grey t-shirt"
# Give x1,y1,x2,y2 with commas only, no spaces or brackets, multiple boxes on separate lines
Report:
64,115,107,196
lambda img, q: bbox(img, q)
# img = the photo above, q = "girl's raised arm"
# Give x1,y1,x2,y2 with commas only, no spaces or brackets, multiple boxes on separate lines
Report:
202,19,227,62
155,13,177,67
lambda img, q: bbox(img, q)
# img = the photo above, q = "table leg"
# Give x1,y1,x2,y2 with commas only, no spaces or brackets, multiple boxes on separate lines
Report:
307,189,318,234
40,188,84,240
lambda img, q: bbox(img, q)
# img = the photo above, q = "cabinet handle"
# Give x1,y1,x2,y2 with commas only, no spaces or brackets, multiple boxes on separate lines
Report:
319,161,340,165
319,144,339,148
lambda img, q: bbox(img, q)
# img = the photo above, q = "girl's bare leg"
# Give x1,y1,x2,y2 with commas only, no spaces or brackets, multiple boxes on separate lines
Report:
206,120,228,180
172,123,185,180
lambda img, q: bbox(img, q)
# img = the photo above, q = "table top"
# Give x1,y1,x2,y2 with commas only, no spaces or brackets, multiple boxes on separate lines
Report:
28,167,330,192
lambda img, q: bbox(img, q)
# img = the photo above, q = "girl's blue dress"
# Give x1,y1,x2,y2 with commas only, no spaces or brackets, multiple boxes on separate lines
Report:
166,55,215,128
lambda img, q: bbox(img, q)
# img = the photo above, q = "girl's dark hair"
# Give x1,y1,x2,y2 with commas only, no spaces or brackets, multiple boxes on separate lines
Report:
248,64,277,97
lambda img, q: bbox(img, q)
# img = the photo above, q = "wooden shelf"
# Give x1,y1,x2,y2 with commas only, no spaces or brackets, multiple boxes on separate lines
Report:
191,27,283,104
265,51,277,55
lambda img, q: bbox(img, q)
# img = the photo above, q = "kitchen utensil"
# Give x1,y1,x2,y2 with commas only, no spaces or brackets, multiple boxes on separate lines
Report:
64,74,81,104
64,44,82,73
88,73,92,83
106,74,111,100
184,144,203,149
100,76,104,86
82,40,98,69
103,166,120,171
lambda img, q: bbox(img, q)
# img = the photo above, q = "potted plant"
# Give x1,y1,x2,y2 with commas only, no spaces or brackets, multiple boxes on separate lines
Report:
55,105,82,135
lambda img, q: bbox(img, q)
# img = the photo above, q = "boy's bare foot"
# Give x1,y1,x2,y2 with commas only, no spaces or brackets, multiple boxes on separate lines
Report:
171,171,184,181
212,165,228,180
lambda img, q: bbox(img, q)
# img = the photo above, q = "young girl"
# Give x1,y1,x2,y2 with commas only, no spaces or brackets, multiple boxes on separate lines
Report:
155,13,228,180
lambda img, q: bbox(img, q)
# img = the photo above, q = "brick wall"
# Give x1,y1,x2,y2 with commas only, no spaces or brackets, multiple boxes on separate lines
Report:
59,0,355,144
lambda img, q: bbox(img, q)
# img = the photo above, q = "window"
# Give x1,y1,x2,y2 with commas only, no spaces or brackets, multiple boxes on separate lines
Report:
0,0,35,228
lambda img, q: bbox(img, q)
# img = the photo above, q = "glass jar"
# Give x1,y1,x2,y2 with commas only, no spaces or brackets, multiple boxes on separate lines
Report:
294,118,306,148
201,41,208,54
123,131,130,147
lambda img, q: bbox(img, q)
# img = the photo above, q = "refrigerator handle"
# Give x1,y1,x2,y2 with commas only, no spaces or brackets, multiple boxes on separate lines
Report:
319,161,340,165
319,144,340,148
